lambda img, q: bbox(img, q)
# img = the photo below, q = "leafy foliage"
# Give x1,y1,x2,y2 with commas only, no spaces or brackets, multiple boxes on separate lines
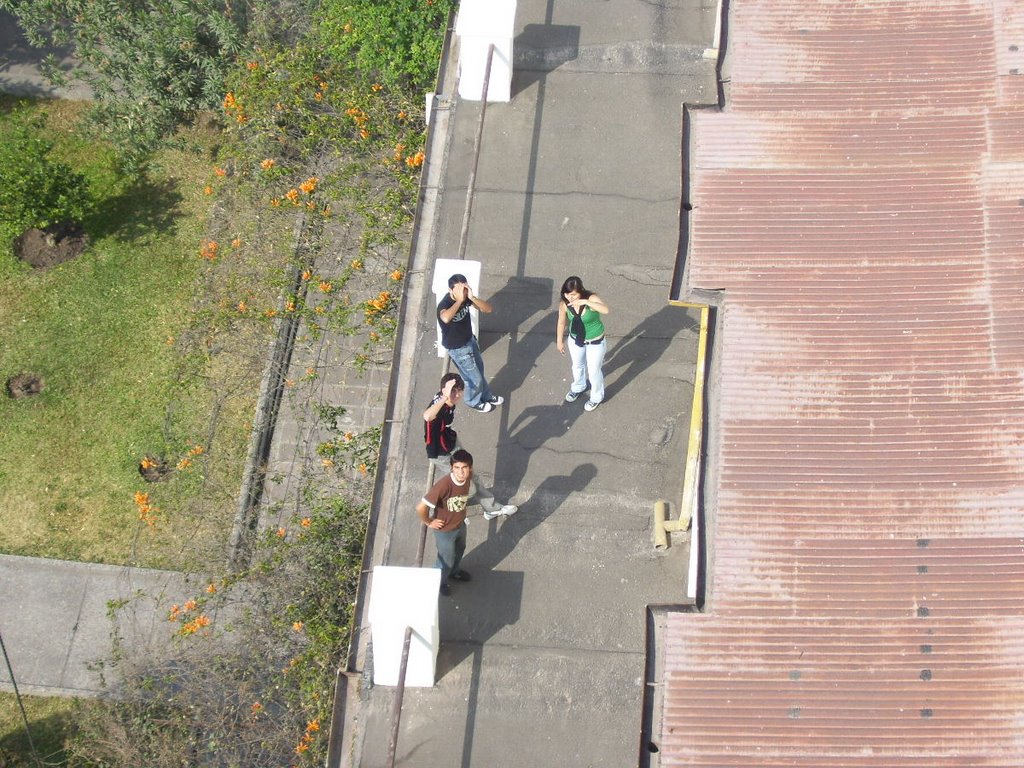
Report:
69,492,369,767
0,0,252,169
317,0,453,91
0,105,91,236
0,0,450,762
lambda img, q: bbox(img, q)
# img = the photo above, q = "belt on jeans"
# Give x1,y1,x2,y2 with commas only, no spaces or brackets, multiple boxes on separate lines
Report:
583,336,605,345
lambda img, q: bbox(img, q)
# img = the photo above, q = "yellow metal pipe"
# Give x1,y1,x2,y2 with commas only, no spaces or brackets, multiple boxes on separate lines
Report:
653,301,709,550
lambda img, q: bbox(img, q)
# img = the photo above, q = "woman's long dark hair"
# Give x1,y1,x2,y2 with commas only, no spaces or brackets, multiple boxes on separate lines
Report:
560,275,593,304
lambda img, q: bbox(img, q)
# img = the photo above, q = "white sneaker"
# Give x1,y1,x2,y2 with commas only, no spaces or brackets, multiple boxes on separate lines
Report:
483,504,518,520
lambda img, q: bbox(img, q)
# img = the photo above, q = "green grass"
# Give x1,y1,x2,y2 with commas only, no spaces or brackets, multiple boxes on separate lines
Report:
0,693,75,766
0,99,250,567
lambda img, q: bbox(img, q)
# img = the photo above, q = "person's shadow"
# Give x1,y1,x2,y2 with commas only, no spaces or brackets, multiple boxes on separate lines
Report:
496,401,585,498
603,304,700,401
436,462,597,677
477,275,553,354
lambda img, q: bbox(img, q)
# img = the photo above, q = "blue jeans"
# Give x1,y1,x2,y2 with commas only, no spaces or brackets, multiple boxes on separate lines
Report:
434,523,467,584
568,338,606,403
447,337,493,408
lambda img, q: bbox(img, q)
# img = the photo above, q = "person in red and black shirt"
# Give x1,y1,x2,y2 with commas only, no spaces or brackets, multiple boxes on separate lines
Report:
423,373,517,522
424,373,462,460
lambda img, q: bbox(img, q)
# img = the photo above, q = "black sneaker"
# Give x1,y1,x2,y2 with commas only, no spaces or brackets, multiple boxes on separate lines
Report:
439,582,451,596
470,401,495,413
487,395,504,406
450,570,472,582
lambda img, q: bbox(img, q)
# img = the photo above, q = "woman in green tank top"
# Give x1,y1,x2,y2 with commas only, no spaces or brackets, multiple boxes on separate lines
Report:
555,276,609,411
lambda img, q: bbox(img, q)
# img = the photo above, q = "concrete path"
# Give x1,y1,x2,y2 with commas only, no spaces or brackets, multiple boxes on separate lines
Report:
0,10,91,100
0,555,189,697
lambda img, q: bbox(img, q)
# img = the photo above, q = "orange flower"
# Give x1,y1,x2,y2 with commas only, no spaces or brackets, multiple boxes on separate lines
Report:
251,701,263,715
183,600,198,612
295,743,309,755
342,22,352,33
140,457,157,470
246,61,259,71
168,604,181,621
285,188,299,203
300,517,312,528
371,83,383,92
199,240,218,260
314,91,323,102
180,614,211,635
206,583,217,594
318,281,333,293
390,269,403,281
343,432,354,442
260,158,276,170
305,366,315,377
285,300,296,312
299,177,318,193
276,527,287,538
237,301,248,313
214,167,227,177
301,270,312,280
306,719,320,733
292,621,304,632
397,110,408,121
270,198,281,207
203,185,213,195
134,491,150,506
405,151,425,168
166,336,175,345
177,457,192,470
321,458,335,468
359,463,368,475
350,259,363,270
359,128,370,140
231,238,241,248
189,445,204,456
314,305,326,315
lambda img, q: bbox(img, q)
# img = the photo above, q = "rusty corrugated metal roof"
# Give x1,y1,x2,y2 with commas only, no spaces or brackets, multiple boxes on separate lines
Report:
664,0,1024,763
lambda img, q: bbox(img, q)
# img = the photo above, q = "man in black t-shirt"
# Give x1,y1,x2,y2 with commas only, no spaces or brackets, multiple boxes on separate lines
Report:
437,273,504,412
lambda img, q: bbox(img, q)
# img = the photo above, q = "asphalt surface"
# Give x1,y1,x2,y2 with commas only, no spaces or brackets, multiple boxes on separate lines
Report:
343,1,718,765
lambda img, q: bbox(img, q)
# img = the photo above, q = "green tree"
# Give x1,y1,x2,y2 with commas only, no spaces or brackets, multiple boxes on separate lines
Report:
0,108,90,235
0,0,253,169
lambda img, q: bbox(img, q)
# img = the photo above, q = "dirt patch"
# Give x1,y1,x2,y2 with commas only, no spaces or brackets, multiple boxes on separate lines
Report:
14,221,90,268
139,457,173,483
6,372,44,398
